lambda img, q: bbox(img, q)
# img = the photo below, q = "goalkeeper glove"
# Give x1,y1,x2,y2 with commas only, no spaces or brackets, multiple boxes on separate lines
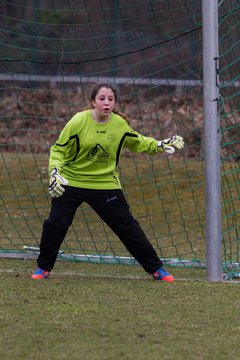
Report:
48,168,68,198
157,135,184,154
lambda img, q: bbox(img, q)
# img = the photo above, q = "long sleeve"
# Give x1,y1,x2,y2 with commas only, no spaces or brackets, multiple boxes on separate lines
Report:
123,127,159,155
48,113,83,174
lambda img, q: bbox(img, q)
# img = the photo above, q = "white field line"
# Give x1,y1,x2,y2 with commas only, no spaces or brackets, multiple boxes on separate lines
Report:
0,267,228,282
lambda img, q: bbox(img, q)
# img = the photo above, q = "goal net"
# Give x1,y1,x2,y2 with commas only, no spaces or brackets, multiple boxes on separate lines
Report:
0,1,239,273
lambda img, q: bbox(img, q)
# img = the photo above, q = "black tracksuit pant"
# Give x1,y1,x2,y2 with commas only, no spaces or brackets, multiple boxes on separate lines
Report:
37,187,163,273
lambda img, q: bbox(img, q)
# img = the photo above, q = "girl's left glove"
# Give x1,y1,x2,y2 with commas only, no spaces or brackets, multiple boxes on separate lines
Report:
157,135,184,154
48,167,68,197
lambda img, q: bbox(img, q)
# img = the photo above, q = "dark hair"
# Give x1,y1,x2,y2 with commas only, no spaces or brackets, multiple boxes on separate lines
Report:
90,83,117,102
89,83,129,124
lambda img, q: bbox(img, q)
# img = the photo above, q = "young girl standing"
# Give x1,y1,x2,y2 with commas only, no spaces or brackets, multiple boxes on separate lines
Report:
32,83,184,281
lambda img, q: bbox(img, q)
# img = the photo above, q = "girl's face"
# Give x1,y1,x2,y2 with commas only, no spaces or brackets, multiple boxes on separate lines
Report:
92,87,116,118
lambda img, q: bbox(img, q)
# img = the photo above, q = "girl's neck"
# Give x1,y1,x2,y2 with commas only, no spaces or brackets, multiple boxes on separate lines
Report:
91,110,111,123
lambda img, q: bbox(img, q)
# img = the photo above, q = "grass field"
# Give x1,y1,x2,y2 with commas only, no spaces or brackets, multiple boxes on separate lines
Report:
1,154,239,359
1,258,239,360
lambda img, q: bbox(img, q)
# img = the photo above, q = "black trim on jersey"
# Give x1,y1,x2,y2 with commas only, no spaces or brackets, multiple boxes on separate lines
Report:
116,132,138,166
56,134,80,163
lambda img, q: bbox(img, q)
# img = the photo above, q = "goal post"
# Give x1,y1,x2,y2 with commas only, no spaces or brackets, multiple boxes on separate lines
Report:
202,0,222,281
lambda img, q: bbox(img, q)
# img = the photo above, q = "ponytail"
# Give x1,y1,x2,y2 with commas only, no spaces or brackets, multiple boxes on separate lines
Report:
112,108,130,125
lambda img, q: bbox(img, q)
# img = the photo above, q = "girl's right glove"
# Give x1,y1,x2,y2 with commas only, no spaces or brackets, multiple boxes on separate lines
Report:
48,167,68,197
157,135,184,154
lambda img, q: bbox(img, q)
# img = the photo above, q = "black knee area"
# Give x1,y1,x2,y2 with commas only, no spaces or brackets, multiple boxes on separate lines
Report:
42,219,69,242
117,217,146,244
123,217,141,232
43,220,69,236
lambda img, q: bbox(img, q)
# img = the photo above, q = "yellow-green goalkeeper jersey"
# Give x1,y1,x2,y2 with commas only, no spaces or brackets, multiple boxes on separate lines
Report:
49,110,159,189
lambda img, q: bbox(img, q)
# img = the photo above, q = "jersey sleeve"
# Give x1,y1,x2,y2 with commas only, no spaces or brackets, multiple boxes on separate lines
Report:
124,125,159,155
48,113,82,174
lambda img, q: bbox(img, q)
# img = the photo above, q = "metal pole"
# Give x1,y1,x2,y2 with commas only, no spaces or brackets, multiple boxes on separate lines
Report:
202,0,222,281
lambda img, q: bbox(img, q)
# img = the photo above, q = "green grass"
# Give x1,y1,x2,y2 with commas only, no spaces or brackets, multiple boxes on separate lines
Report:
0,154,239,359
0,258,240,360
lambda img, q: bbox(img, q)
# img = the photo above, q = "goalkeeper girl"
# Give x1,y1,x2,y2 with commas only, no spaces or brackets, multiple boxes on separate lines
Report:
31,83,184,281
